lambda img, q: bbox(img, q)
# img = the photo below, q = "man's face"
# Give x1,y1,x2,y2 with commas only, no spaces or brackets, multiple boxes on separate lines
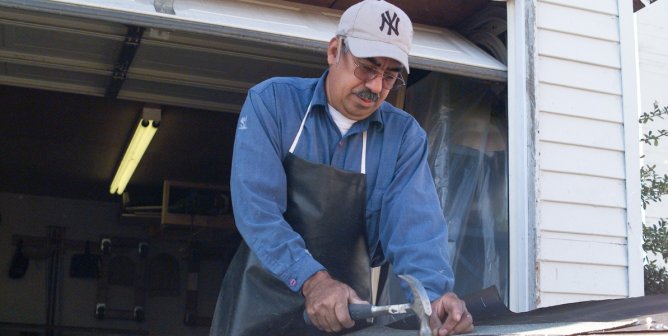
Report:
325,38,403,121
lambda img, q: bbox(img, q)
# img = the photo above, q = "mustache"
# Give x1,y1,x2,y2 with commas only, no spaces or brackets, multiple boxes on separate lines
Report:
355,89,379,102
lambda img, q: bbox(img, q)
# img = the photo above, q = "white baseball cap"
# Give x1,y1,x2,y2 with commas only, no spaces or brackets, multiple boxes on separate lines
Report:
336,0,413,73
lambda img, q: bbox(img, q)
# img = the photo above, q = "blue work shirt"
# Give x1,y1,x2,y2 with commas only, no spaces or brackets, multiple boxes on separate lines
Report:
230,70,454,301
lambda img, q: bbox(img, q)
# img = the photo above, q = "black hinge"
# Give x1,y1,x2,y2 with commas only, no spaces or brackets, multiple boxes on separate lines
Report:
105,26,145,99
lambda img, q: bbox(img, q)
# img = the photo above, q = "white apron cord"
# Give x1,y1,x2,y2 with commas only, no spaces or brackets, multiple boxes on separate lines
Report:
289,104,367,175
361,131,367,175
289,104,312,154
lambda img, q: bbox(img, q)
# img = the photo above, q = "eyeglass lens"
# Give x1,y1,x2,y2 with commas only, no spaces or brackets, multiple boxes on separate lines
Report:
353,61,405,90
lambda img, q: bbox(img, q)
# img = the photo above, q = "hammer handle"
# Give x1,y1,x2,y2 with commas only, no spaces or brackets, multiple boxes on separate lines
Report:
304,302,413,325
303,303,375,325
349,303,376,319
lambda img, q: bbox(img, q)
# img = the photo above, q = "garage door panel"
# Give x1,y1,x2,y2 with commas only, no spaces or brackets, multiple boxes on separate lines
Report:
148,28,326,67
0,0,507,112
131,42,324,89
119,78,247,113
0,5,126,35
0,6,125,70
0,0,506,78
1,62,107,95
3,26,120,66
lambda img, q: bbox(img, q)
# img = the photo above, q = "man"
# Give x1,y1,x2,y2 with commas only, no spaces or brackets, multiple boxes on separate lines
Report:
210,1,474,335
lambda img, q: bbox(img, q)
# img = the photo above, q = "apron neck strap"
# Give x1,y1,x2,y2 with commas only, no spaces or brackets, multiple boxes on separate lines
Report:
289,104,367,174
361,131,367,174
289,104,311,154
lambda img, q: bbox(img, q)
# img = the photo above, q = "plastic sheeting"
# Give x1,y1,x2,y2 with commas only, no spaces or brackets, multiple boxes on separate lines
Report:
405,72,509,303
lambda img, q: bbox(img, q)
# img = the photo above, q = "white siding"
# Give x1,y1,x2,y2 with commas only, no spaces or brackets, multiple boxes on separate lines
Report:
537,30,621,69
540,232,628,266
539,0,618,15
540,172,626,208
540,142,626,179
537,57,622,94
539,262,628,296
539,112,624,151
537,1,620,41
538,84,623,122
534,0,642,307
540,202,627,237
540,293,626,307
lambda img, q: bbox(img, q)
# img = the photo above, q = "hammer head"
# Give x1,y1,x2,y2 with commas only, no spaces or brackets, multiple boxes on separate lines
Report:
398,274,432,336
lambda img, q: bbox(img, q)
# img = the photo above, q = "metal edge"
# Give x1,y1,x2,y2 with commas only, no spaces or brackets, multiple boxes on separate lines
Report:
410,56,508,82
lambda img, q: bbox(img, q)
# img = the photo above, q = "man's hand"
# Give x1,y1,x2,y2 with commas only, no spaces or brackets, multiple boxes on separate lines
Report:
429,292,474,336
302,271,367,333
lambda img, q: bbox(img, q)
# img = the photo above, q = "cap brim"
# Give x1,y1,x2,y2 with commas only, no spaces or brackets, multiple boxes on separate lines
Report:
346,37,410,73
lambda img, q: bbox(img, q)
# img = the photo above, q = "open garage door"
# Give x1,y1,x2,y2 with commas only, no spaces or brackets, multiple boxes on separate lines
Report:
0,0,506,113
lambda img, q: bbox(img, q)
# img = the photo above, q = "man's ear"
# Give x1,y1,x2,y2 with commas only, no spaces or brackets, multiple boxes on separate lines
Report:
326,37,339,66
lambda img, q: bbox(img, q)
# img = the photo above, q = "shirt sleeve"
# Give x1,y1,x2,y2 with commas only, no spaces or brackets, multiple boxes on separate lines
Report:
230,87,325,292
378,119,455,302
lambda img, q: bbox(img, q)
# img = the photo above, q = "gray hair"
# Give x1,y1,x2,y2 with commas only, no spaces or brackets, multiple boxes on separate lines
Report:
335,36,350,64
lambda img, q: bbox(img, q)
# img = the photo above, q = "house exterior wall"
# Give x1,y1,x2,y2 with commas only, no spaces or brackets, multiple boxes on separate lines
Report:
637,0,668,270
532,0,643,307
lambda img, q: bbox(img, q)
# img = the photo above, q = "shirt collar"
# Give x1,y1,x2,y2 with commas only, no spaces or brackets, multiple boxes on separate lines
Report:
310,70,384,132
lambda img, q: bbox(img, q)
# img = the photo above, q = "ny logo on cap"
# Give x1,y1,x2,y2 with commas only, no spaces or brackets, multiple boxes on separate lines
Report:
379,10,400,36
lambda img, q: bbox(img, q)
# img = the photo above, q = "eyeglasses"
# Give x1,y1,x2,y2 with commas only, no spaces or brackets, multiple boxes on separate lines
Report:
351,57,406,91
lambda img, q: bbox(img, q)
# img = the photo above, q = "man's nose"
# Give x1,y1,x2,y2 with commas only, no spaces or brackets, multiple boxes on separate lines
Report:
365,75,384,94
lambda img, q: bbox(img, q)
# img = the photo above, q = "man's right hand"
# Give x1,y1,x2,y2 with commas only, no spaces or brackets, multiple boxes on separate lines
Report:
302,270,367,333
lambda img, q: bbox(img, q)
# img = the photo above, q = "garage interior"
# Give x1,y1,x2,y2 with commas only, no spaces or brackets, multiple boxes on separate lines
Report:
0,0,506,335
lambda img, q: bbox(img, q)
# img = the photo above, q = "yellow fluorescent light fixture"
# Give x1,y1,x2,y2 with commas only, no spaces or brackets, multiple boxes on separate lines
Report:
109,106,161,195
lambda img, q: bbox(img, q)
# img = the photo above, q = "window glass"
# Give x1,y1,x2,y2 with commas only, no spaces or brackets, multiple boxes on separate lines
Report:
406,72,509,303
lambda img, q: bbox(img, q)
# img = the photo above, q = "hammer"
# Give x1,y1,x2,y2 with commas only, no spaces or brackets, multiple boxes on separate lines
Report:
304,274,433,336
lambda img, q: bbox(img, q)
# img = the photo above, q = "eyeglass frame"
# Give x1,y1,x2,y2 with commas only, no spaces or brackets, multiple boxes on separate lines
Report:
338,38,406,91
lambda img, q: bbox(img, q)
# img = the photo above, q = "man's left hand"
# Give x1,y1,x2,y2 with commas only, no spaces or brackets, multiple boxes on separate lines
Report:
429,292,474,336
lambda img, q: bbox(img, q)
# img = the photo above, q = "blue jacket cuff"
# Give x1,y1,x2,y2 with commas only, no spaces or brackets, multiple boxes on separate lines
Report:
279,255,325,293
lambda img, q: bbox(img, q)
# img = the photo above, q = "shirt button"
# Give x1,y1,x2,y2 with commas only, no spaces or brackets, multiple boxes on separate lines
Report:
339,140,344,146
290,279,297,287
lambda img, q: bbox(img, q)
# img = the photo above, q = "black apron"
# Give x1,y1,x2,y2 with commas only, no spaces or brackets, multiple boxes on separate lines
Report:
210,107,372,336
